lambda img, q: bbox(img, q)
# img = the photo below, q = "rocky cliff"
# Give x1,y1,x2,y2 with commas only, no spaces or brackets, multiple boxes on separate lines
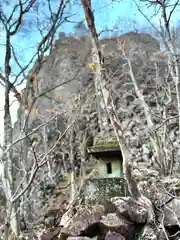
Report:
12,31,180,233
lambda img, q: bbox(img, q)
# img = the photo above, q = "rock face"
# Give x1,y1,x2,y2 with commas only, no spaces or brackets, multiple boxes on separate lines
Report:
60,205,134,240
159,197,180,226
38,228,60,240
67,237,93,240
138,225,157,240
84,178,126,205
57,195,180,240
61,205,105,234
13,36,98,226
111,197,148,224
11,31,180,229
105,232,125,240
100,213,134,240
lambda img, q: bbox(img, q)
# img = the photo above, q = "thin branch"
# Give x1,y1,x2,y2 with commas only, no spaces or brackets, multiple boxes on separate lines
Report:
11,116,79,203
154,114,180,131
167,0,180,24
9,0,36,36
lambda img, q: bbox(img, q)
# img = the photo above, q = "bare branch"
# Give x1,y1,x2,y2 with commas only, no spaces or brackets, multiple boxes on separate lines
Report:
11,116,79,203
167,0,180,24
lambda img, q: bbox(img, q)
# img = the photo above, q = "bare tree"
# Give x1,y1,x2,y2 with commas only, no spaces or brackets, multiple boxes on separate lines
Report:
117,38,175,176
134,0,180,126
119,0,180,174
0,0,78,239
80,0,155,224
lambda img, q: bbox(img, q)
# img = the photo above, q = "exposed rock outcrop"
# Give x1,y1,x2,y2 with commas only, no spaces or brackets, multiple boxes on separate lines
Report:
111,197,148,223
55,194,180,240
105,231,125,240
59,204,134,240
10,31,180,236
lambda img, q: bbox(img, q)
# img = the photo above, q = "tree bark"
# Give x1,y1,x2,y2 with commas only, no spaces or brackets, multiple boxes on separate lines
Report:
81,0,155,224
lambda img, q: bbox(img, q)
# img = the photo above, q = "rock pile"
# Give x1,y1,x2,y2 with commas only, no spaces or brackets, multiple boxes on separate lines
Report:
38,194,180,240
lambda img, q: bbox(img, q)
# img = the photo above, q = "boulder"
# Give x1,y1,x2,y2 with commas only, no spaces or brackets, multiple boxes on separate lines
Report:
105,231,125,240
138,223,169,240
138,225,157,240
158,197,180,238
111,197,148,223
67,237,94,240
37,228,60,240
100,213,134,240
61,205,105,235
61,208,134,240
60,208,74,228
161,198,180,226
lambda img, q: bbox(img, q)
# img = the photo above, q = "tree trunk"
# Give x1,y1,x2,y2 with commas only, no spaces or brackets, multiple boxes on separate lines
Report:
43,123,55,183
69,129,76,201
3,84,20,239
20,116,31,227
80,0,155,224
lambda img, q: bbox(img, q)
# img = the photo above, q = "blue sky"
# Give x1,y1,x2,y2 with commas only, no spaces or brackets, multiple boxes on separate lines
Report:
0,0,180,142
1,0,180,77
